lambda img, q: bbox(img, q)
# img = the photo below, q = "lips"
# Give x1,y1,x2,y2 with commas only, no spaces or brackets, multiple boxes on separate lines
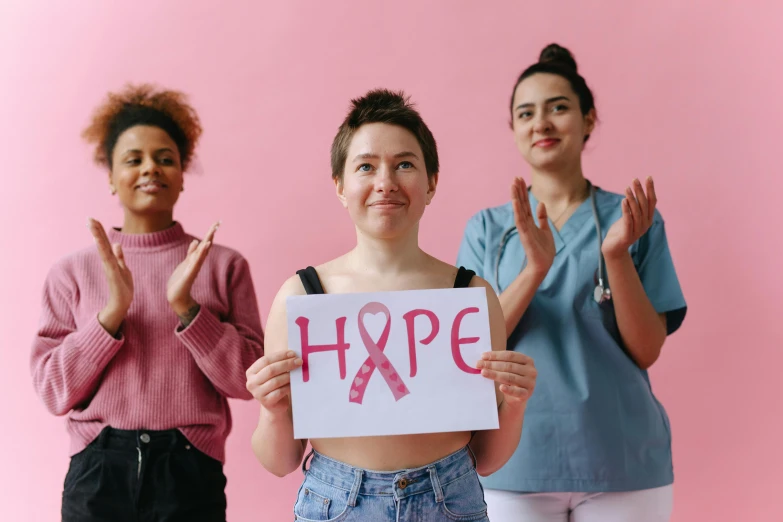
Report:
533,138,560,148
136,181,168,193
369,200,405,208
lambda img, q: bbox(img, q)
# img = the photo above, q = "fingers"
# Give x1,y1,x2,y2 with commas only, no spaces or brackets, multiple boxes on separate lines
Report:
479,350,534,366
203,221,220,245
631,179,649,226
511,191,528,232
246,351,302,404
88,219,117,266
646,177,657,222
624,186,641,236
187,239,199,256
536,202,550,232
246,351,302,384
261,385,291,405
516,178,532,218
620,198,633,236
113,244,127,271
476,350,536,400
512,178,533,233
246,351,297,378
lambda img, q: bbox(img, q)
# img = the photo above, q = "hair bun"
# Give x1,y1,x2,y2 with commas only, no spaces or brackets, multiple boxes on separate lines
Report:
539,43,578,72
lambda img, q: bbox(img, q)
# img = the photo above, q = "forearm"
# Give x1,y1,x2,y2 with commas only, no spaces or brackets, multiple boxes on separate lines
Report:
31,315,124,415
469,400,526,476
604,251,666,369
251,408,307,477
177,305,265,398
498,266,546,337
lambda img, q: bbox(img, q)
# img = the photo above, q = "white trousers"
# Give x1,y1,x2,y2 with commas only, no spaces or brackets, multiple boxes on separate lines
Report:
484,485,673,522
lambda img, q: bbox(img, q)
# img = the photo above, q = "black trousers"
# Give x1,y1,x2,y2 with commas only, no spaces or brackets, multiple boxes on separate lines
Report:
61,427,227,522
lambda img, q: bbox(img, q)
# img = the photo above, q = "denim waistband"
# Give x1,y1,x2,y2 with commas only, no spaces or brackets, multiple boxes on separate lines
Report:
302,446,478,502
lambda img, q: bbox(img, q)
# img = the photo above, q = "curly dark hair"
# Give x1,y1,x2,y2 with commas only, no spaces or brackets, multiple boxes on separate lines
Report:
82,84,203,171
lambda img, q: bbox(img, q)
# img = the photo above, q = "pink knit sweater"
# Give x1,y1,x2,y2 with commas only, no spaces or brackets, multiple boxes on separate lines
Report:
30,223,264,463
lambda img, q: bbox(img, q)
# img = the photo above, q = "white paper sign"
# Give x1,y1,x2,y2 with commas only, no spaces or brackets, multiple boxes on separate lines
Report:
286,287,499,439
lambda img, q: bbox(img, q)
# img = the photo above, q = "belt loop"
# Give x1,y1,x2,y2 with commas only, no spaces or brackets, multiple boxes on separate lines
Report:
428,466,444,503
465,443,478,469
301,449,315,474
172,430,184,451
96,426,112,449
347,469,363,507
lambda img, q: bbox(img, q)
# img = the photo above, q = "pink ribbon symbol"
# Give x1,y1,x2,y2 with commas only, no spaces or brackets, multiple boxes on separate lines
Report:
349,302,410,404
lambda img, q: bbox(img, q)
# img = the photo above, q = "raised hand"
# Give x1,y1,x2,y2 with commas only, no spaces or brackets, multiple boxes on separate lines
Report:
602,177,657,260
246,352,304,416
167,221,219,325
511,177,555,277
89,218,133,336
477,351,537,407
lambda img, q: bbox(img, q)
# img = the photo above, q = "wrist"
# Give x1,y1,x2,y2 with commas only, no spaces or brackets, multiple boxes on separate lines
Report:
259,405,291,425
98,306,126,336
499,397,527,417
601,245,632,263
521,263,549,284
170,297,198,317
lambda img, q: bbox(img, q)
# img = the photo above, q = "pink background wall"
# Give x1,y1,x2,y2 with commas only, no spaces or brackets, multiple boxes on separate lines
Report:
1,1,780,520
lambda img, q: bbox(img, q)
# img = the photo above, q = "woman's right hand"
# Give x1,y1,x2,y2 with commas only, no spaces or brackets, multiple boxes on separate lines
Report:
89,218,133,336
511,177,555,277
246,351,303,417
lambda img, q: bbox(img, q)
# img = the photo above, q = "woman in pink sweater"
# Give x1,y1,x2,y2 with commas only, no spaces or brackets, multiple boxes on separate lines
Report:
30,84,264,522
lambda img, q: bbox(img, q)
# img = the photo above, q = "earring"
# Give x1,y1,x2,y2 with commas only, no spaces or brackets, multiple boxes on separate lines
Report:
110,187,116,195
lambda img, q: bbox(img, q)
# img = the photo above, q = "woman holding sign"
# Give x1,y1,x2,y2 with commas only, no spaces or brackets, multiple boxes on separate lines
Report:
456,44,687,521
247,89,537,521
30,84,264,521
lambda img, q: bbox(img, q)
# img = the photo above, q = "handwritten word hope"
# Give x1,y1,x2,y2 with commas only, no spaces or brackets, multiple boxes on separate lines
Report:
294,302,483,404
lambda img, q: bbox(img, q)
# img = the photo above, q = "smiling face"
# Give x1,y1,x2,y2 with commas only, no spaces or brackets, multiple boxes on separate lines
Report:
511,73,596,172
335,122,437,240
109,125,183,215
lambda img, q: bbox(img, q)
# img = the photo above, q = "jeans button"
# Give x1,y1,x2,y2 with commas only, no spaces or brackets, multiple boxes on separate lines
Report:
399,478,408,489
140,433,151,444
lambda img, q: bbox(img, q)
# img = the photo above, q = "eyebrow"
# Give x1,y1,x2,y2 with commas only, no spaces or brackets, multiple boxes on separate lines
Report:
352,151,421,162
515,96,571,111
122,148,176,155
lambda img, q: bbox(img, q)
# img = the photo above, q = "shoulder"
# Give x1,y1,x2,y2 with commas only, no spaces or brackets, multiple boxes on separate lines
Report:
45,245,99,287
273,273,308,303
465,202,514,229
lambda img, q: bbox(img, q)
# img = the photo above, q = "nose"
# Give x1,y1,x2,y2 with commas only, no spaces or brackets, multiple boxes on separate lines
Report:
374,164,399,193
140,156,162,177
532,112,553,134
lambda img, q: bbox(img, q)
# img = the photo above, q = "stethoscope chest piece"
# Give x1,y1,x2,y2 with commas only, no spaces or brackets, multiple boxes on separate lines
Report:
594,284,612,304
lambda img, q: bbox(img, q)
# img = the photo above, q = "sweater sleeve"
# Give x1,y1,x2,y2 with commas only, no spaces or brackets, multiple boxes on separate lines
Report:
30,265,125,416
176,255,264,399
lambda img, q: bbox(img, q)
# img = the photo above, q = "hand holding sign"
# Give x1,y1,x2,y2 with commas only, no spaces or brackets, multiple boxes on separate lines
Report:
477,351,537,407
246,351,303,416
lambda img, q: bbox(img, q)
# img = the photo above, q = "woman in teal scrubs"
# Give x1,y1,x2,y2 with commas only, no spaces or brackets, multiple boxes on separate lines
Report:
457,44,687,521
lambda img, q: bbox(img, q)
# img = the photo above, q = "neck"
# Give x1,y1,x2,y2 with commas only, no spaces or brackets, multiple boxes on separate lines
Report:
121,210,175,234
349,225,425,275
529,161,588,206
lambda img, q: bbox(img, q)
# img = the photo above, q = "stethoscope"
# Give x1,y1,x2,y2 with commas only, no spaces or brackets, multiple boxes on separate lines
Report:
493,181,612,304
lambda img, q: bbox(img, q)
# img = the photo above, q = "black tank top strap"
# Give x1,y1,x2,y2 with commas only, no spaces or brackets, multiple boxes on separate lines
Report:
453,266,475,289
296,266,326,295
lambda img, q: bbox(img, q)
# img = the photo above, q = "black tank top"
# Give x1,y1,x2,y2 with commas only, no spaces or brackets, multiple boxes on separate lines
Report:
296,266,476,295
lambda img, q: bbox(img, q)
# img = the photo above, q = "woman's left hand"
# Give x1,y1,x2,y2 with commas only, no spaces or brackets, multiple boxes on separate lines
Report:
167,222,220,322
601,177,657,259
477,351,537,408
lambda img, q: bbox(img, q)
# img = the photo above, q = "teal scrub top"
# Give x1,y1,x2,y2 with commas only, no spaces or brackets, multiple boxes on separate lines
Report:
457,185,687,493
